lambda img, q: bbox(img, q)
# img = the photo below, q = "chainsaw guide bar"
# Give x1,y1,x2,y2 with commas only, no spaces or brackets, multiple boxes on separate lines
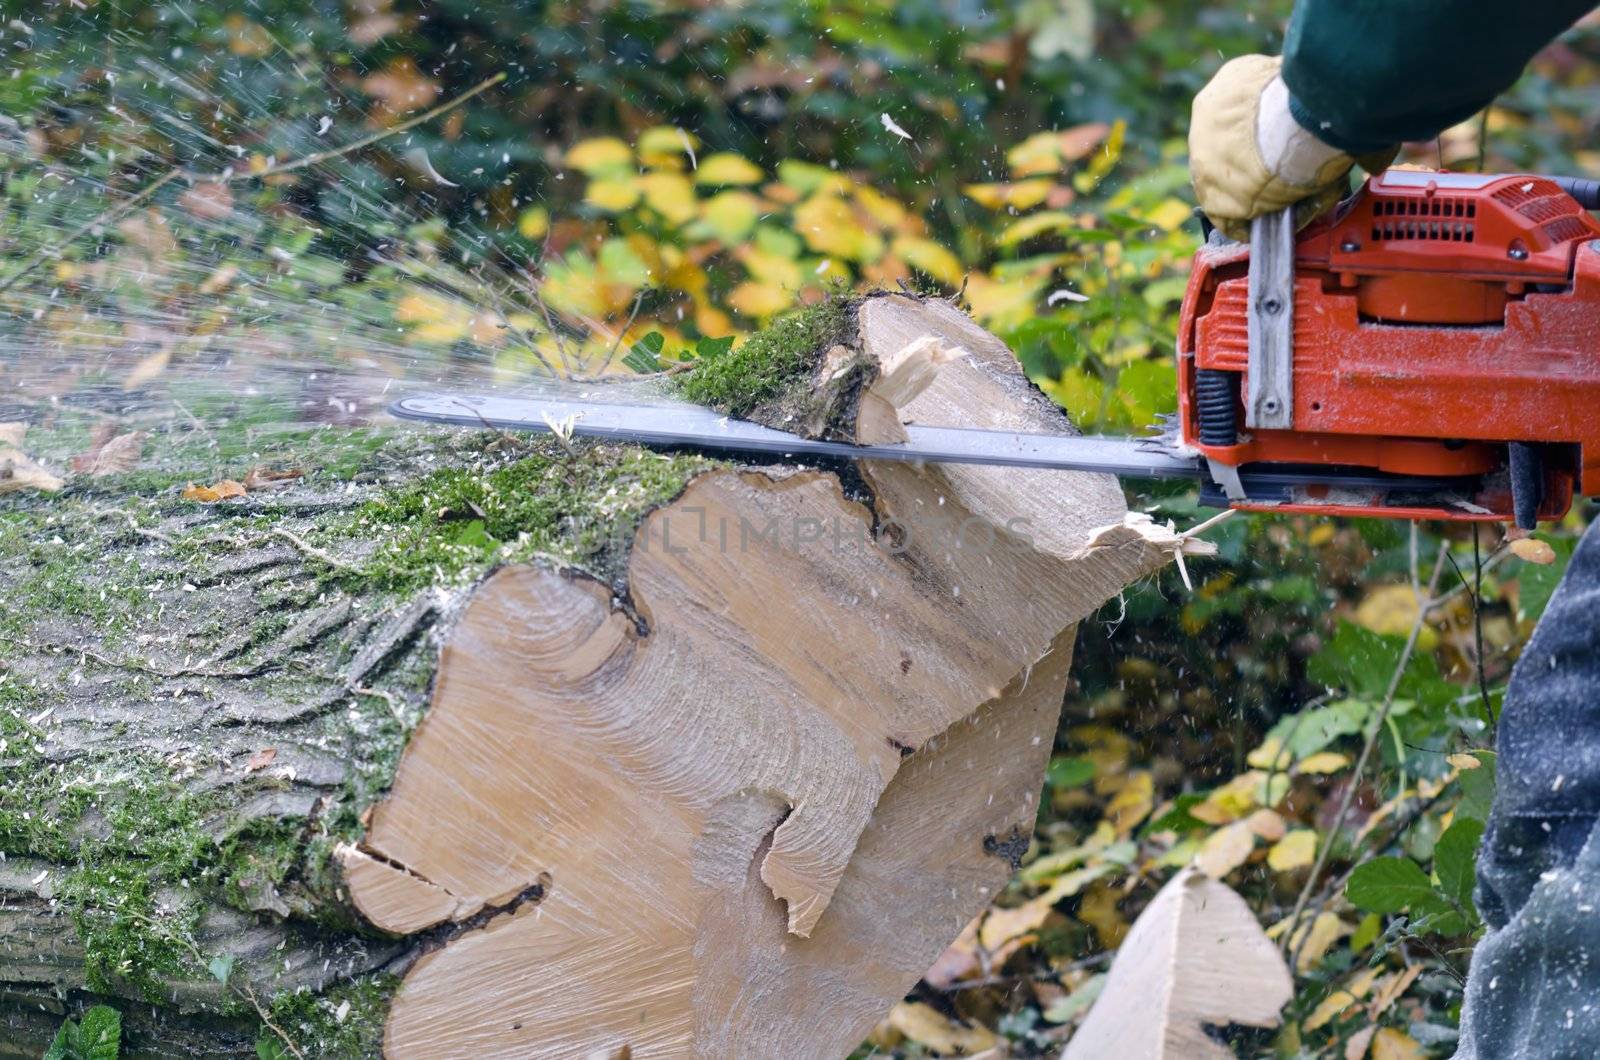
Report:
389,392,1470,507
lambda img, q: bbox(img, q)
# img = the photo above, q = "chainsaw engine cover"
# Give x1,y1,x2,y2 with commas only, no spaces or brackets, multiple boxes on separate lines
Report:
1177,169,1600,523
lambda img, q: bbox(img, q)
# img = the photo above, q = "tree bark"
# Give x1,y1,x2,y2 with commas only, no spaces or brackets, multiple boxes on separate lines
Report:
0,294,1185,1057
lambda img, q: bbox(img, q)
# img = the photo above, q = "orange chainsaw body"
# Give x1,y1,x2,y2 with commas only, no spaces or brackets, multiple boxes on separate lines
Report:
1177,169,1600,523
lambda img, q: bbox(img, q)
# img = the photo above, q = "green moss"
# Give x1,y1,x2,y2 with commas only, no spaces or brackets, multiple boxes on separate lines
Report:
675,296,852,417
326,438,721,594
265,972,398,1058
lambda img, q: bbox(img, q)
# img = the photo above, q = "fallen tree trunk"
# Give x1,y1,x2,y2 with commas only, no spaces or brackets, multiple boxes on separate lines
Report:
0,293,1189,1057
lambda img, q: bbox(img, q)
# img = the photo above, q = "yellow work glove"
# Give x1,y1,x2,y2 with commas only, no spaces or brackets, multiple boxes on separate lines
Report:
1189,55,1397,242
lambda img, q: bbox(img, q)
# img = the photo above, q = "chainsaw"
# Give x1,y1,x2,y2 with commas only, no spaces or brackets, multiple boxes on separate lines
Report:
392,168,1600,530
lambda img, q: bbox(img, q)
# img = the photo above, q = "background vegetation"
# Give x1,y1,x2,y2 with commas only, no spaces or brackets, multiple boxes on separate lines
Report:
4,1,1600,1055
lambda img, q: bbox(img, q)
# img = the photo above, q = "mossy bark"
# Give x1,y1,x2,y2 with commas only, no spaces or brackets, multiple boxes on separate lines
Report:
0,416,718,1057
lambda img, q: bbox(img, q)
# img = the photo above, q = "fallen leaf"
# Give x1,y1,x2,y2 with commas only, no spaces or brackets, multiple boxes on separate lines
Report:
243,466,305,492
1344,1026,1377,1060
1291,911,1351,971
361,57,441,121
1366,964,1423,1019
1267,829,1318,872
1510,537,1557,564
0,424,64,494
72,430,145,477
887,1001,999,1055
978,894,1057,953
1371,1027,1425,1060
923,915,982,989
179,181,234,221
1303,966,1383,1030
1246,808,1287,842
1296,751,1351,775
1076,883,1128,948
1105,770,1155,834
1195,820,1256,878
245,748,277,773
183,480,247,503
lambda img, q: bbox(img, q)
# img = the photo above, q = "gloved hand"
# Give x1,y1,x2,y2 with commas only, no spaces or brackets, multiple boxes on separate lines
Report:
1189,55,1398,242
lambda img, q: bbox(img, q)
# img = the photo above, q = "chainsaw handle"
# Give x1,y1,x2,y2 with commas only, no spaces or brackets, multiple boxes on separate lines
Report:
1552,175,1600,211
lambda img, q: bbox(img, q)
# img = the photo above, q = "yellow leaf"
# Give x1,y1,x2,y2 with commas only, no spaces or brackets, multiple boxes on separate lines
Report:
997,210,1077,246
517,206,549,240
886,1002,1000,1056
1267,829,1318,872
1304,966,1382,1031
182,480,246,503
1308,523,1336,547
1510,536,1557,564
565,137,633,175
1304,990,1359,1032
1105,770,1154,835
638,172,696,226
978,893,1057,951
1143,197,1195,232
739,247,803,291
694,151,764,186
1290,912,1350,971
1077,883,1128,948
1246,735,1288,771
962,273,1043,330
585,177,641,212
893,237,964,285
1367,965,1423,1020
852,185,908,229
699,190,761,243
793,194,880,261
1006,123,1112,177
638,125,699,168
1195,820,1255,878
962,178,1056,210
728,281,794,320
1446,752,1482,771
1371,1027,1425,1060
1296,751,1351,775
1353,584,1437,651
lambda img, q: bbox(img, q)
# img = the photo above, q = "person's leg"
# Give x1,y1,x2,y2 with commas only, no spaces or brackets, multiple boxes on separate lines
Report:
1455,520,1600,1059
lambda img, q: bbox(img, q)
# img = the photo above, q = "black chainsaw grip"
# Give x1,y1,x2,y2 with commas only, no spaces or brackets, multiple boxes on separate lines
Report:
1196,369,1241,447
1552,175,1600,211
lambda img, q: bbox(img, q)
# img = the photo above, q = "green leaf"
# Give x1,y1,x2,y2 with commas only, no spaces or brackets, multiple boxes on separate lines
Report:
1350,911,1382,952
1458,751,1498,823
257,1036,293,1060
79,1006,121,1060
1434,816,1485,911
1309,621,1453,711
622,330,665,374
1517,535,1577,622
1046,755,1094,789
1262,698,1370,760
1346,856,1437,914
208,954,235,984
43,1022,72,1060
1141,793,1208,835
695,334,735,360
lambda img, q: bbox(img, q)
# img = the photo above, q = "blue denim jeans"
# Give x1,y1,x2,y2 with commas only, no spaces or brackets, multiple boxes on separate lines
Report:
1455,519,1600,1059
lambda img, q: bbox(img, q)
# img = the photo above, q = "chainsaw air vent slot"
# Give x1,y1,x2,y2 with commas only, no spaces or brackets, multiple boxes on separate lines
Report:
1373,197,1475,219
1493,180,1561,208
1370,221,1475,243
1541,216,1589,244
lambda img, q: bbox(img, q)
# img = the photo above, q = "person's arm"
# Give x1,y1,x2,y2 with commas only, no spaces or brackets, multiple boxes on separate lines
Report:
1283,0,1594,153
1189,1,1592,240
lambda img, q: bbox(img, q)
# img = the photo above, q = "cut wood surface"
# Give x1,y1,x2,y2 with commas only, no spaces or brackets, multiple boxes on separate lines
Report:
0,294,1187,1056
347,294,1182,1057
1062,865,1293,1059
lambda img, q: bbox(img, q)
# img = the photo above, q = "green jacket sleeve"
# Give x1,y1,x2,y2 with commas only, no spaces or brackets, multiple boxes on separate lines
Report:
1282,0,1593,153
